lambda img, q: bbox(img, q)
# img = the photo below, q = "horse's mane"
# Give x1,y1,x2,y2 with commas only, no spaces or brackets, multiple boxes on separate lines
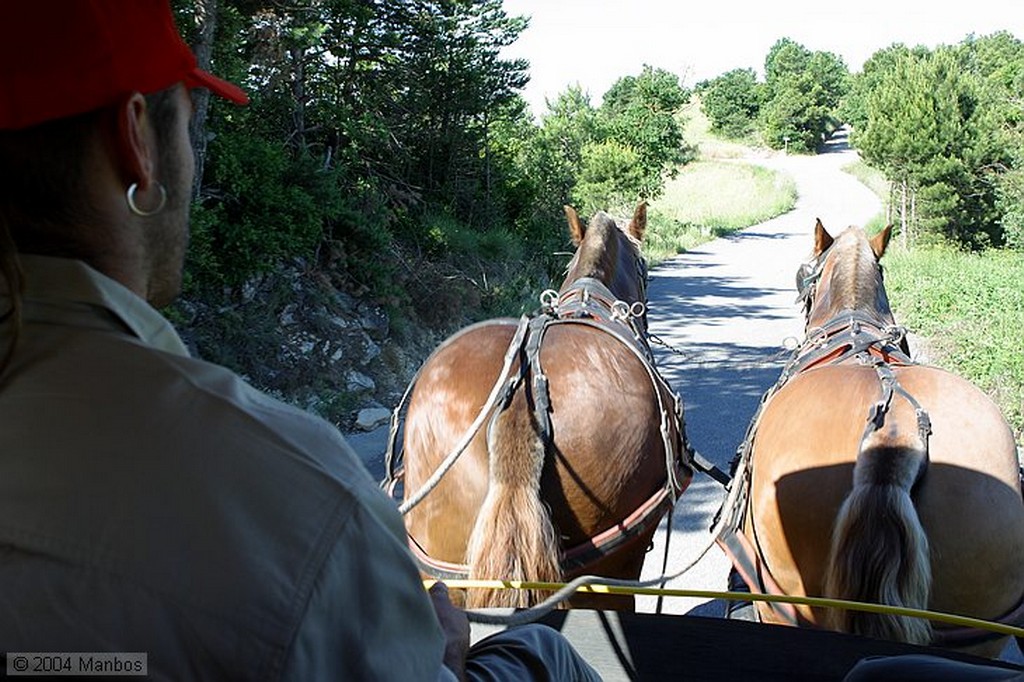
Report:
572,212,622,282
826,227,889,316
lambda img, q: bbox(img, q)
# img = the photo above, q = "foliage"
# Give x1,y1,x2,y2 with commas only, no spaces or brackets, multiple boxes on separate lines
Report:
188,0,533,299
572,140,646,215
598,65,694,198
699,68,762,138
520,86,600,218
962,32,1024,251
516,68,693,232
695,39,848,153
187,131,342,291
172,1,1024,431
997,141,1024,249
759,38,849,151
850,37,1021,249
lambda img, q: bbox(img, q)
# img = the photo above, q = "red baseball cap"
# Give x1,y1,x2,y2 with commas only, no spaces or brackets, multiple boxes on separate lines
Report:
0,0,248,130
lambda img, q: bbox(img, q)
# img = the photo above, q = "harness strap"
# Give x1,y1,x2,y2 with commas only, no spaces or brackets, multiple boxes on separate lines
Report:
409,471,686,580
716,528,804,627
524,315,554,445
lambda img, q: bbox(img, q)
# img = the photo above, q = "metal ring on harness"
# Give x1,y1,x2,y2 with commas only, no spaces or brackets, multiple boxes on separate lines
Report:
610,300,630,321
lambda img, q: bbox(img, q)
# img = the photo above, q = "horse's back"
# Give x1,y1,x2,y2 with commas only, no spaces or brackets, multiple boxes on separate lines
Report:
750,362,1024,632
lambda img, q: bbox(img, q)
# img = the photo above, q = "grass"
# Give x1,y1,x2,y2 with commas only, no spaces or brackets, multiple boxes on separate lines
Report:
645,101,796,265
646,162,797,264
884,244,1024,445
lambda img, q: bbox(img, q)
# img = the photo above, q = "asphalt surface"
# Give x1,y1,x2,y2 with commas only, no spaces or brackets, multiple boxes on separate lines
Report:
635,131,882,617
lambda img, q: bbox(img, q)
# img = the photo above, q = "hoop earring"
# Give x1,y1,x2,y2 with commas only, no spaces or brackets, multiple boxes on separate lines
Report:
126,182,167,217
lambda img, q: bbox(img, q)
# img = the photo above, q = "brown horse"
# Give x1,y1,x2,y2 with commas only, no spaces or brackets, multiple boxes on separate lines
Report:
390,203,692,610
720,220,1024,658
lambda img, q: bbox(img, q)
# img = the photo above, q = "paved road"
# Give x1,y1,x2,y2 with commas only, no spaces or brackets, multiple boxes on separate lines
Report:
636,131,882,616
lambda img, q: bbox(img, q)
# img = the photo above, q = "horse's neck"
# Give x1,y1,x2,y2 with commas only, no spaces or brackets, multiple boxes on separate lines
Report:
810,301,894,332
809,262,893,331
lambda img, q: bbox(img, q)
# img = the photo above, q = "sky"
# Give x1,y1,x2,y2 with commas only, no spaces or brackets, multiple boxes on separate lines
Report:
501,0,1023,115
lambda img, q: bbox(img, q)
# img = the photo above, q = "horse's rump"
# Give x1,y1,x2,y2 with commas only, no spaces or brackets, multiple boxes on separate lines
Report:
748,362,1024,644
403,317,674,564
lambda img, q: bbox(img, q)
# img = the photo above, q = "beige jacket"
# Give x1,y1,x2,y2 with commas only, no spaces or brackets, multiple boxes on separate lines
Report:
0,256,446,680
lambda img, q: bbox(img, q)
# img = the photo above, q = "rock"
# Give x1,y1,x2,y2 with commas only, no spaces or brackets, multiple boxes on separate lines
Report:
355,407,391,431
347,370,376,392
360,337,382,365
358,304,390,340
279,303,298,326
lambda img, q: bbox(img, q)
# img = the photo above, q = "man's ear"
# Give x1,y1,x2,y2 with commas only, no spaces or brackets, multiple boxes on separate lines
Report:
114,92,158,191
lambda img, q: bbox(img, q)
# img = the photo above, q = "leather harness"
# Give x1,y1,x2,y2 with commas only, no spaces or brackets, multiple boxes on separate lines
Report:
385,278,695,580
715,300,1024,647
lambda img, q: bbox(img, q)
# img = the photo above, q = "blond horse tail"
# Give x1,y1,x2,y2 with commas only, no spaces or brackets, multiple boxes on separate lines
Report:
464,393,562,608
824,436,931,645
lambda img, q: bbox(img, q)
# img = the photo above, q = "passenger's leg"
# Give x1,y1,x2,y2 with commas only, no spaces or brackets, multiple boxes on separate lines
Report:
465,624,601,682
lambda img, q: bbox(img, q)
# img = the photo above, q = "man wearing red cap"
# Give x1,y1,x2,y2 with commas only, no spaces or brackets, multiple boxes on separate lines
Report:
0,2,598,680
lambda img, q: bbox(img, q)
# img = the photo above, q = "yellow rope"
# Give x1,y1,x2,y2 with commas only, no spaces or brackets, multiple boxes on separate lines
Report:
426,579,1024,638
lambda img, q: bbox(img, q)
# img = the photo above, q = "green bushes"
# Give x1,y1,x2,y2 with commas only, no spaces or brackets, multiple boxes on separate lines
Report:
187,132,341,291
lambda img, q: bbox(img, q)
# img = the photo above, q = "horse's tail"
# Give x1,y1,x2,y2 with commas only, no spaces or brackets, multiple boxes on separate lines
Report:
823,429,932,645
464,392,562,608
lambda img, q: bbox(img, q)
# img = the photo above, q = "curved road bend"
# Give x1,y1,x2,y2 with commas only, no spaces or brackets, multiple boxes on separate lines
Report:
637,130,882,616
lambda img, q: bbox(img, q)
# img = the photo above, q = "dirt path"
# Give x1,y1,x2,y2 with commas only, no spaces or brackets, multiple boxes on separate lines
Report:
637,130,884,615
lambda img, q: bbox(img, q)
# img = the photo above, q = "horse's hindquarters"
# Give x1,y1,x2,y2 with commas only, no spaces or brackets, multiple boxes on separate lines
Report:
534,324,676,562
746,364,1024,653
403,321,521,564
402,318,679,606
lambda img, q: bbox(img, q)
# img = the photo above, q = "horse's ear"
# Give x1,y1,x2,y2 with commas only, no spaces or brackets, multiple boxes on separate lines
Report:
565,205,585,246
869,224,893,260
814,218,833,256
627,201,647,242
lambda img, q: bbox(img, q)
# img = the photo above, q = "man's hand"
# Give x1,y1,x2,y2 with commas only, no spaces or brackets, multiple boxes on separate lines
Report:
429,582,470,681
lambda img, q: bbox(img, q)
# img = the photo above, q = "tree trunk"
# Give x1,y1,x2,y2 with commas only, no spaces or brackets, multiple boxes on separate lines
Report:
291,45,306,150
900,177,908,249
886,182,893,228
910,186,917,246
188,0,217,202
